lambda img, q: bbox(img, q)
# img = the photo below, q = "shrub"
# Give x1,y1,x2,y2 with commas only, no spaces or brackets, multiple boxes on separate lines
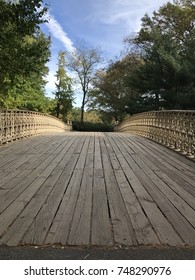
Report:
72,121,114,132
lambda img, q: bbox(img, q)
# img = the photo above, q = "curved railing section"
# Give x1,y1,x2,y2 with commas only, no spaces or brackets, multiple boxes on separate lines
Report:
115,110,195,159
0,109,72,145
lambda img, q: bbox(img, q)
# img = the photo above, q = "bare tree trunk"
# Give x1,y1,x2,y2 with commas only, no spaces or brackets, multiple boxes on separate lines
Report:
80,91,86,123
81,105,84,123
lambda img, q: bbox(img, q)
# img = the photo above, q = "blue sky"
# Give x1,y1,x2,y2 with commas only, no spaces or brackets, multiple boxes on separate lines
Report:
42,0,172,106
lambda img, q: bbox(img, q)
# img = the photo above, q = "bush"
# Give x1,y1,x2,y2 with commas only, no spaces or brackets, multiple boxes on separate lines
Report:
72,121,114,132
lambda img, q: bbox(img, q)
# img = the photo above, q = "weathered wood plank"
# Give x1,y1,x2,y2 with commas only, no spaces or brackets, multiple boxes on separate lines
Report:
0,132,194,247
67,167,93,245
46,169,83,245
100,135,137,246
91,169,113,246
133,136,195,185
44,154,80,245
94,134,103,169
119,136,195,215
68,137,94,245
114,169,160,245
110,134,184,245
113,134,195,244
129,136,195,197
1,169,63,246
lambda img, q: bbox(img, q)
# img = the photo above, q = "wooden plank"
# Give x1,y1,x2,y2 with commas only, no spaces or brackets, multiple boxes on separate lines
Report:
75,136,90,169
0,135,72,234
68,138,94,245
48,134,94,245
0,131,194,247
0,201,25,239
46,169,83,245
0,135,77,214
0,134,52,171
97,134,135,245
55,136,80,170
22,170,72,245
119,136,195,217
102,152,137,246
113,134,195,244
102,136,121,170
73,134,85,154
127,136,195,202
91,169,113,246
114,169,160,245
126,136,195,197
105,134,160,245
134,136,195,183
88,134,95,154
132,153,195,227
0,135,68,188
22,152,80,245
94,134,103,169
0,169,63,246
110,134,183,245
138,135,195,170
0,169,45,214
67,167,93,245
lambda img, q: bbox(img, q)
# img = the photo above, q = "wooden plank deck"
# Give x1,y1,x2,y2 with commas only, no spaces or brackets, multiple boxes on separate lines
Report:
0,132,195,247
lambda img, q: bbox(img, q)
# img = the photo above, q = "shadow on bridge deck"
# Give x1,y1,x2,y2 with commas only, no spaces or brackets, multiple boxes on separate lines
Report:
0,132,195,248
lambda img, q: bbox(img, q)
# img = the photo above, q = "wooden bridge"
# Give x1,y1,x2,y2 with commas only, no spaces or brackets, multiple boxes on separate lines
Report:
0,110,195,247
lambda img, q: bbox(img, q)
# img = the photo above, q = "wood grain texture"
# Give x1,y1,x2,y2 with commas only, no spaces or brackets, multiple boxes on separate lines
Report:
0,132,194,246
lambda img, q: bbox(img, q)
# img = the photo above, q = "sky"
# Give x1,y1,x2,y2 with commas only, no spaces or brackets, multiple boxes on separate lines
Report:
42,0,172,106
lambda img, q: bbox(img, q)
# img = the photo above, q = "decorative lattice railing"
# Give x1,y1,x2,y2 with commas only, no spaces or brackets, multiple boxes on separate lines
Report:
0,109,72,145
115,110,195,159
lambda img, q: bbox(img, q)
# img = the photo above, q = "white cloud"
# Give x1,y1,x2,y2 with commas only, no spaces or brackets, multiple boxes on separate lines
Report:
88,0,173,32
44,11,76,53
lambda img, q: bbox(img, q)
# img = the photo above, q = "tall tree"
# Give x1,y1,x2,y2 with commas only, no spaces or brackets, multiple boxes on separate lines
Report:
89,55,142,121
125,0,195,109
54,51,73,121
68,44,102,123
0,0,50,106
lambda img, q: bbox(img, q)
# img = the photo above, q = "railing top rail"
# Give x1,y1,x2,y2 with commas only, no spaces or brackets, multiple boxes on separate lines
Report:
123,110,195,119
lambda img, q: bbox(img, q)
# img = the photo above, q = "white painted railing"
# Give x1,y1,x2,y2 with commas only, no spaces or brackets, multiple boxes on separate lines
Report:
115,110,195,159
0,109,72,145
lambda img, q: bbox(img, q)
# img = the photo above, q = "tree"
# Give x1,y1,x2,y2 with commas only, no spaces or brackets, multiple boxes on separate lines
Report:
53,51,73,121
68,107,101,123
89,55,142,122
125,0,195,109
0,0,50,106
68,44,102,123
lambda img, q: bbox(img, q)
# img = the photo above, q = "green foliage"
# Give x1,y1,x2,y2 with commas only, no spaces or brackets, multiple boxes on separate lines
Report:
87,0,195,120
84,110,102,123
89,55,141,120
72,121,114,132
125,0,195,110
67,107,81,122
53,51,74,121
0,0,50,111
68,107,102,123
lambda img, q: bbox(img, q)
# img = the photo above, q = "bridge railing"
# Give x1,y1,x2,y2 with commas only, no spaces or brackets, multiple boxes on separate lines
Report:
115,110,195,159
0,109,72,145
